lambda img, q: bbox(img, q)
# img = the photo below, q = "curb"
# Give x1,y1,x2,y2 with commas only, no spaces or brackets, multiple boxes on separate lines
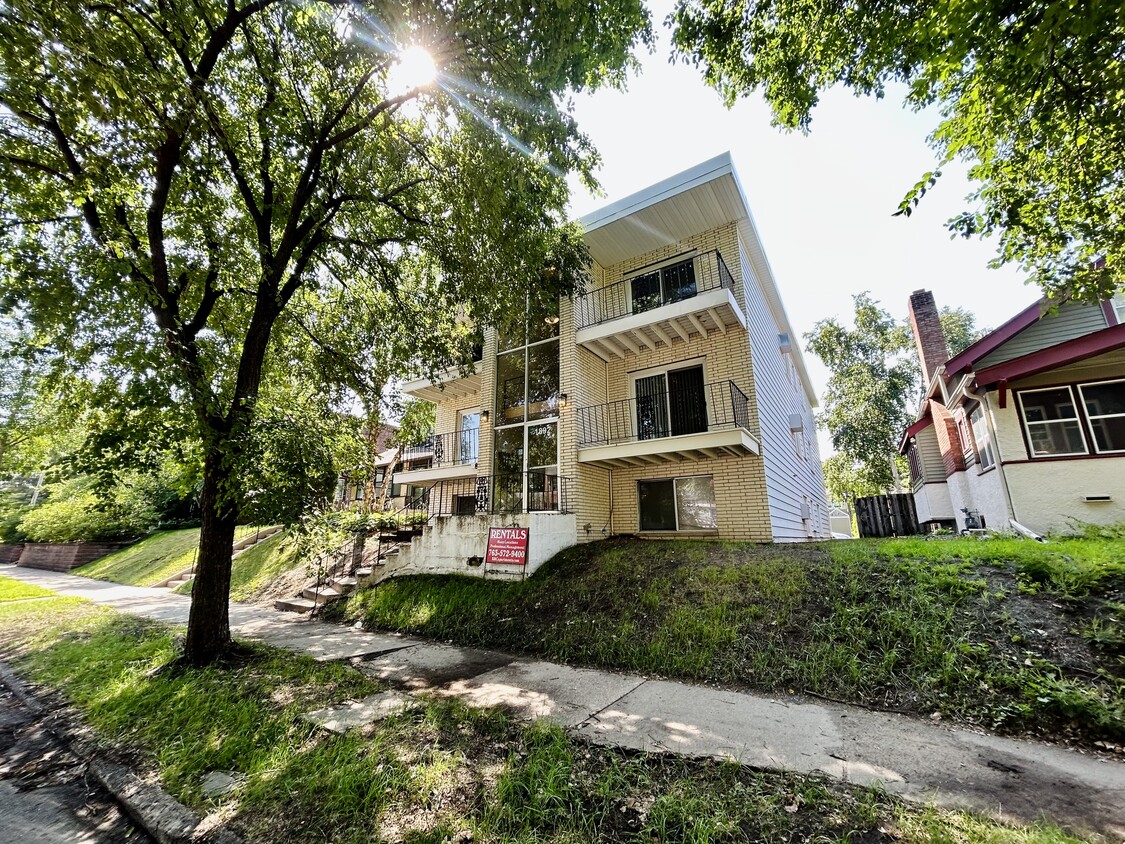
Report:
0,659,241,844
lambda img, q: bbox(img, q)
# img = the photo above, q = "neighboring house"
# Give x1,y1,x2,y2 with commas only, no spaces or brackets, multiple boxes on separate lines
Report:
389,153,829,578
335,422,433,509
900,289,1125,535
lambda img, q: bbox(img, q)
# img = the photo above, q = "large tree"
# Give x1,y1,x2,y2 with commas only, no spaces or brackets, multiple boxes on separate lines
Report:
672,0,1125,302
805,294,918,498
1,0,651,664
808,295,985,501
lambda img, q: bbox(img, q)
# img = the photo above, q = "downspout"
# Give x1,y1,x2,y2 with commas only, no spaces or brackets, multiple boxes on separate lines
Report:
963,383,1020,528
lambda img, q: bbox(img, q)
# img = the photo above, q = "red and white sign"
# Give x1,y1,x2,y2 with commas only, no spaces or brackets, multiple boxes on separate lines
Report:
485,527,529,566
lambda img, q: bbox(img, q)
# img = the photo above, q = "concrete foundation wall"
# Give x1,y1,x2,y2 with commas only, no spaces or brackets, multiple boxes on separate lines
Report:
913,482,954,524
388,512,578,580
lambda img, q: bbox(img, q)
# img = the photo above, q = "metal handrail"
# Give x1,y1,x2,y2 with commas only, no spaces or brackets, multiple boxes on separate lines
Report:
574,249,735,330
402,427,480,466
576,379,751,447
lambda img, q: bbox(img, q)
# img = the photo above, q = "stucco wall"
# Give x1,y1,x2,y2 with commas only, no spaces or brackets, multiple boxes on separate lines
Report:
1004,460,1125,533
914,483,955,524
387,512,577,579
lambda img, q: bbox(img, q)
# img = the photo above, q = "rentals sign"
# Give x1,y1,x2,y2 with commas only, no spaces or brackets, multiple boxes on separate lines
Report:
485,526,529,566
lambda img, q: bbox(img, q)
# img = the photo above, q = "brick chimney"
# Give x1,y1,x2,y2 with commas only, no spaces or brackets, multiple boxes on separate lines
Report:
907,289,949,384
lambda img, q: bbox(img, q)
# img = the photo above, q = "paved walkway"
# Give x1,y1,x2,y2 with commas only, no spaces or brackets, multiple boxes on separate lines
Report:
3,564,1123,837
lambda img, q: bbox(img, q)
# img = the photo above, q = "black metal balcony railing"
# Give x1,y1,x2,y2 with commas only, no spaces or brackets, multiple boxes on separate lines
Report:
577,380,751,448
574,249,735,330
403,471,572,517
402,428,480,467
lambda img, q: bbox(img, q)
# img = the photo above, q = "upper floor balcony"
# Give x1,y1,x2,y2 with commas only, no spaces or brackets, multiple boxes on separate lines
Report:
401,343,483,403
394,427,479,484
575,378,760,468
573,250,746,361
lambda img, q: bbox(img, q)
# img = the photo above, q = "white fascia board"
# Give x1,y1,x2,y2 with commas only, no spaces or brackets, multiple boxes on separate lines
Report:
393,464,477,485
577,428,760,465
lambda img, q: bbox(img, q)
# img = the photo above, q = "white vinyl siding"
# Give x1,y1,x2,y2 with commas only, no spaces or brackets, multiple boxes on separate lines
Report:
736,233,829,540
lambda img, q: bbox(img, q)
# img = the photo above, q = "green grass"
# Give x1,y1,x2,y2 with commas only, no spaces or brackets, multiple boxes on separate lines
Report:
75,525,286,591
333,536,1125,745
172,530,297,602
75,527,202,586
0,574,54,602
0,597,1097,844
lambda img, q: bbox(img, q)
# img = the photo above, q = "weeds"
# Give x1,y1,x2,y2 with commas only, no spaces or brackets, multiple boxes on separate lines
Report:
337,535,1125,744
0,597,1102,844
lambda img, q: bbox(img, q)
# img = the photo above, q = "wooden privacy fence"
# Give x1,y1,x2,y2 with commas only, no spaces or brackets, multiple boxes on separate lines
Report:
854,494,920,538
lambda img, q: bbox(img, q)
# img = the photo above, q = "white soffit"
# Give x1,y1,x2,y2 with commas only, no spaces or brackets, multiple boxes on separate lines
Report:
580,154,747,267
580,152,819,408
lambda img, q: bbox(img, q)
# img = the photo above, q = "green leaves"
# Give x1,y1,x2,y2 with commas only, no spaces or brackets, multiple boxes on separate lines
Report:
672,0,1125,301
805,294,919,497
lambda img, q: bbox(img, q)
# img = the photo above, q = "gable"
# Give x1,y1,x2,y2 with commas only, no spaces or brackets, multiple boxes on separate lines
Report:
976,301,1109,370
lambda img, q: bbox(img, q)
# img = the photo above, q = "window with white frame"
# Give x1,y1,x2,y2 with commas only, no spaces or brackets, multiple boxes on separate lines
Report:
1113,293,1125,324
968,405,995,470
638,475,717,531
1017,386,1088,457
955,411,976,465
1078,379,1125,454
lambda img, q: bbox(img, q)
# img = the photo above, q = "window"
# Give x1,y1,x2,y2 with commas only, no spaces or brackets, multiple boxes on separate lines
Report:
955,412,976,465
457,408,480,464
1113,294,1125,324
1018,386,1088,457
1079,379,1125,454
638,476,717,531
968,405,995,470
628,258,697,315
494,309,560,512
906,443,923,486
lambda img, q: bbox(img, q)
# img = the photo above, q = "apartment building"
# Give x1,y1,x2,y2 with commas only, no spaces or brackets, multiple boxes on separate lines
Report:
391,154,830,577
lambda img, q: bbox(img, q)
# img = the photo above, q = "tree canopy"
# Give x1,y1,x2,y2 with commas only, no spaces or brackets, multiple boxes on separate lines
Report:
672,0,1125,302
1,0,652,664
807,293,985,501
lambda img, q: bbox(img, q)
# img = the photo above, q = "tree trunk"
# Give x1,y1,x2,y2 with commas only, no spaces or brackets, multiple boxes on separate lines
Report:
183,446,238,666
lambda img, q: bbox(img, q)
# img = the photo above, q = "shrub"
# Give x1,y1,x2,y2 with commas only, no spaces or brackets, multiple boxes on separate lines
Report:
18,476,145,542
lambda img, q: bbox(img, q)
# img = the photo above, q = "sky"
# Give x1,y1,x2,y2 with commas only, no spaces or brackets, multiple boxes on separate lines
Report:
562,4,1037,452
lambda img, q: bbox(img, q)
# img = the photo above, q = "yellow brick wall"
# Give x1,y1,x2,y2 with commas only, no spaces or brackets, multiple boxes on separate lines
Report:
607,456,772,541
570,222,772,542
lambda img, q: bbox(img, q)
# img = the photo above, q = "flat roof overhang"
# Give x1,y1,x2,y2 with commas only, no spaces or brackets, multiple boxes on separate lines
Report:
576,428,760,469
575,287,746,362
401,362,481,402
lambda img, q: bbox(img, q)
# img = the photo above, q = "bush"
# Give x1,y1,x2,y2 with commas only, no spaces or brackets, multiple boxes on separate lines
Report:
18,476,147,542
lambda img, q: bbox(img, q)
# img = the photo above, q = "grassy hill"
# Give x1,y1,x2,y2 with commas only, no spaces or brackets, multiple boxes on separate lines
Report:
75,527,201,586
75,526,295,602
332,531,1125,747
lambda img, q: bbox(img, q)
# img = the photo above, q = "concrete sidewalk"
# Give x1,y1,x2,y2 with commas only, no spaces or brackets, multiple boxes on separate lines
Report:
3,564,1123,837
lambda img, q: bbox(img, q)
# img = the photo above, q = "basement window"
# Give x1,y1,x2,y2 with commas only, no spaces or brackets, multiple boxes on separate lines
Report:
638,476,717,532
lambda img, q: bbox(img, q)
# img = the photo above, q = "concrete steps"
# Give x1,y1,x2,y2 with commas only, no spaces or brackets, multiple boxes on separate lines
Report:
156,526,285,590
275,532,420,616
273,597,316,613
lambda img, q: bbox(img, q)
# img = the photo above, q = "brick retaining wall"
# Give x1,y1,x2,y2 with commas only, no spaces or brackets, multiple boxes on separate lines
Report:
16,542,131,572
0,544,25,564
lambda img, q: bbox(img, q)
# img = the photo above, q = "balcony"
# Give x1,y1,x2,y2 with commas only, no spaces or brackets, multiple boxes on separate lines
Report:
573,250,746,361
576,380,760,468
401,343,483,402
394,428,479,484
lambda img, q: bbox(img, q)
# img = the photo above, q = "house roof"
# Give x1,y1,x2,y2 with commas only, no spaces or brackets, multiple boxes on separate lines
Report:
974,322,1125,387
579,153,818,406
943,297,1050,378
